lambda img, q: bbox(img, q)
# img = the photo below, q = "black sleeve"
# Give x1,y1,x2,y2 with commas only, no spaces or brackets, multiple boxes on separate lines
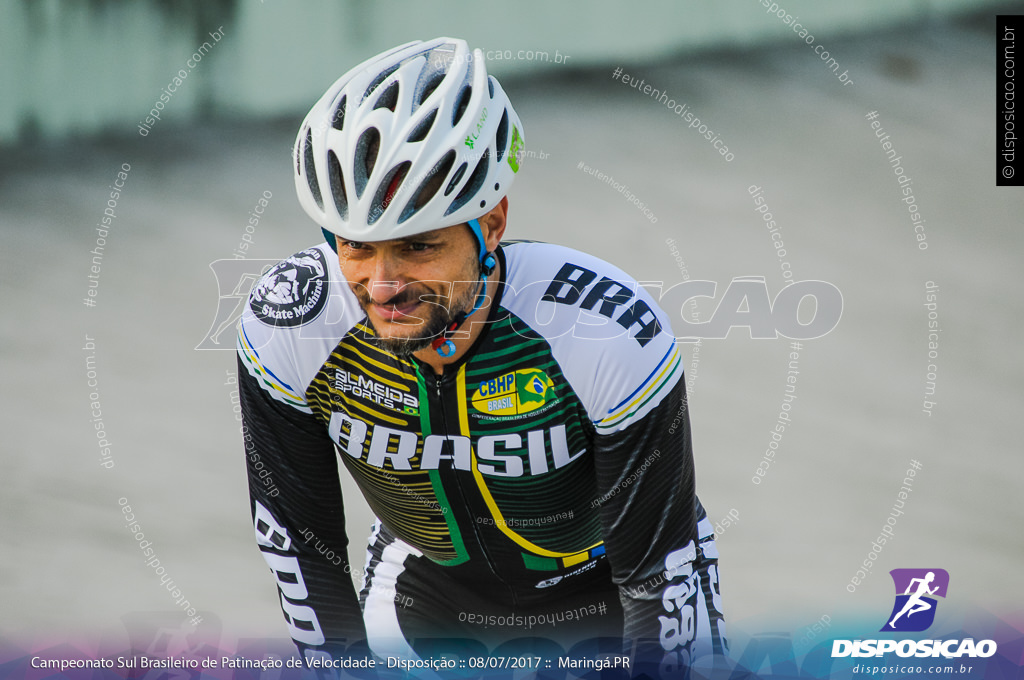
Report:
592,375,700,655
238,354,367,660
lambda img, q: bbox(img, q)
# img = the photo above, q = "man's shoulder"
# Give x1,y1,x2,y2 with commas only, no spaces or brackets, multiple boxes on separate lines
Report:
236,242,362,411
502,240,625,279
501,240,672,347
500,241,682,433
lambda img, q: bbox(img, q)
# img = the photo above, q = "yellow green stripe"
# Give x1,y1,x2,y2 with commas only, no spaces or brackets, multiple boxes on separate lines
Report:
459,366,601,559
345,340,413,390
417,368,469,566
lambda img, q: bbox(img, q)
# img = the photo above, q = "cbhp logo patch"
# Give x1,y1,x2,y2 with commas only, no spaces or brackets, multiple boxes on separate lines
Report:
471,369,553,417
881,568,949,632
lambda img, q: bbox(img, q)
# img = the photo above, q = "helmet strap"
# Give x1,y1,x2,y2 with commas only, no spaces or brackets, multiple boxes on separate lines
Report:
322,228,338,253
430,272,490,357
468,218,497,275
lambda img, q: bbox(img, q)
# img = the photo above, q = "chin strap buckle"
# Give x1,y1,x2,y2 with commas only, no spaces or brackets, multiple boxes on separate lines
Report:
435,339,457,357
430,314,463,356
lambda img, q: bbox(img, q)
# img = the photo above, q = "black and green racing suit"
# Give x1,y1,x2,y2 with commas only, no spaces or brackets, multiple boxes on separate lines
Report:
237,239,725,669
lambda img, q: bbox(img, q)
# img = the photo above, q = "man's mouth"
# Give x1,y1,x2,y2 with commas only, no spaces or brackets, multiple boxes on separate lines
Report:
371,298,422,322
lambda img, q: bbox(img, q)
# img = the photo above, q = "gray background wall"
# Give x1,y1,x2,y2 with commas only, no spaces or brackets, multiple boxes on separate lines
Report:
0,0,1010,145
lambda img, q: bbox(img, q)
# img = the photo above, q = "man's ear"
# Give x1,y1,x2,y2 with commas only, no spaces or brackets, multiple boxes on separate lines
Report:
477,196,509,251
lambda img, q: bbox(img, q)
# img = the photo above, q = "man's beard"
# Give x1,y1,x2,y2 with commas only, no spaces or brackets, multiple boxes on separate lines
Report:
356,271,484,358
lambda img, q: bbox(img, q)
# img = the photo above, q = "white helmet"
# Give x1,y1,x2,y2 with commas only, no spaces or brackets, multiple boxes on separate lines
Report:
294,37,525,247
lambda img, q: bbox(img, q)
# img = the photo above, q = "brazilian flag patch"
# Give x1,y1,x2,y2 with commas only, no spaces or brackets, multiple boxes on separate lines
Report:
471,369,553,417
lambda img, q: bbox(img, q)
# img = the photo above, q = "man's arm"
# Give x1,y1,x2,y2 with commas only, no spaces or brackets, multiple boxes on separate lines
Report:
238,354,367,659
592,375,711,664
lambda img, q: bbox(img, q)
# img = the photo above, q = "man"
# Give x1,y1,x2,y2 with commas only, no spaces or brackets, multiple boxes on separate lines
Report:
237,37,725,670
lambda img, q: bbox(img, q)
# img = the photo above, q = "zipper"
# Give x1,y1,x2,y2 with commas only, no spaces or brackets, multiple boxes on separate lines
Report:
430,370,520,610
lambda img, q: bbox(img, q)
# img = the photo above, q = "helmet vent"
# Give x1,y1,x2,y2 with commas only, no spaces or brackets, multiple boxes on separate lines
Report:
406,109,437,143
327,151,348,220
452,85,472,126
362,64,399,103
445,148,490,216
416,72,445,108
369,161,411,225
374,82,399,112
445,162,467,197
398,150,455,224
353,127,381,198
495,109,509,163
331,95,347,131
295,39,523,239
303,127,323,210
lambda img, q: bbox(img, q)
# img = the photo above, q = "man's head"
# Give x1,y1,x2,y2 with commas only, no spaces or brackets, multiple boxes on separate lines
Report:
337,197,507,355
293,37,524,354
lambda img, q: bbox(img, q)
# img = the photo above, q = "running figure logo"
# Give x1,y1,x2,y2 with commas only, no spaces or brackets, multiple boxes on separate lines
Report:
881,568,949,632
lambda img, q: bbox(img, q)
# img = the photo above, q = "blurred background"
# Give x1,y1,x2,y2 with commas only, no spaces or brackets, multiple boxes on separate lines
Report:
2,0,1022,668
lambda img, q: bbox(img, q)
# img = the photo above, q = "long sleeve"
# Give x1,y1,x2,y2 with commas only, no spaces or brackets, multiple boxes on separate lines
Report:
591,376,712,666
238,353,367,659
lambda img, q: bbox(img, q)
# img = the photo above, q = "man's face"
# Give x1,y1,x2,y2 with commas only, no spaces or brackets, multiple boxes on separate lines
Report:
337,225,482,357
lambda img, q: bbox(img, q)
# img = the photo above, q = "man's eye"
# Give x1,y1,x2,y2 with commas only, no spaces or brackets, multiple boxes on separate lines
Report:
342,241,366,250
407,242,433,252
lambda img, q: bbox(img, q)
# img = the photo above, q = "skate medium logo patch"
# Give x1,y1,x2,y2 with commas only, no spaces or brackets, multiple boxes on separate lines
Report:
250,248,329,327
882,568,949,632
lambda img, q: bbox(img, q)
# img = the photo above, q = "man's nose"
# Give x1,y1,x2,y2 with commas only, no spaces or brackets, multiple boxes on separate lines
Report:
366,254,403,303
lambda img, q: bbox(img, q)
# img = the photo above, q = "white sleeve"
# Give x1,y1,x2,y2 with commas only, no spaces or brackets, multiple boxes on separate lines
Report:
236,243,363,413
501,242,682,434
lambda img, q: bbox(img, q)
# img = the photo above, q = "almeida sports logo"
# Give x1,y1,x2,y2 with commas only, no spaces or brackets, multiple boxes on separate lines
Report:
832,569,997,660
